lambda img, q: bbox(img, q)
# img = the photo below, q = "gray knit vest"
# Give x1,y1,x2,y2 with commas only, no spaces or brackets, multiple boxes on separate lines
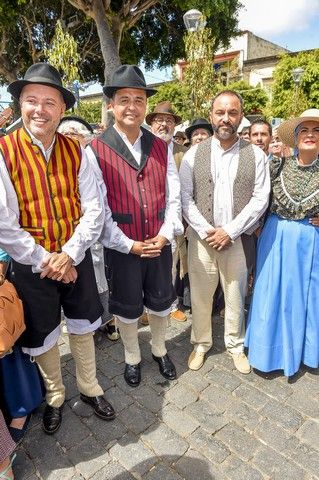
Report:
193,138,256,225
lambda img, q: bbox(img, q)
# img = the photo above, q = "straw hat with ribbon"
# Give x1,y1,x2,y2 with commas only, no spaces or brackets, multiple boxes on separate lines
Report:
277,109,319,148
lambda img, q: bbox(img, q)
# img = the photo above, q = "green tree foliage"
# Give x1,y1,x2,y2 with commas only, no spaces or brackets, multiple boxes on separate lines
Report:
69,100,102,123
44,20,80,83
147,81,191,121
0,0,101,86
183,27,214,118
219,80,269,116
271,50,319,118
0,0,242,87
134,0,242,70
148,78,269,122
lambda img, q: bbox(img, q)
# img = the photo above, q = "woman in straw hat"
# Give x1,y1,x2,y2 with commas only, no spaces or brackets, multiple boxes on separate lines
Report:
245,109,319,377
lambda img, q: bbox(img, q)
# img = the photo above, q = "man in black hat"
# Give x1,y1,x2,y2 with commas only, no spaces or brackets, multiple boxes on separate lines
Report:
87,65,183,387
0,62,115,434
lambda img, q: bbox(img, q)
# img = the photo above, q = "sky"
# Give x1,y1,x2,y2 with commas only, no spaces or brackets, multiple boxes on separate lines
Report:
1,0,319,103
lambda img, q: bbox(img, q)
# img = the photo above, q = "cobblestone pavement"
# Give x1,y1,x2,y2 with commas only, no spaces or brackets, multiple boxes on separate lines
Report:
14,314,319,480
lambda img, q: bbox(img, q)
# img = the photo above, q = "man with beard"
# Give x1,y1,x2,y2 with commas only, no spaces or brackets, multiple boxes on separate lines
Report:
146,101,188,323
179,90,270,373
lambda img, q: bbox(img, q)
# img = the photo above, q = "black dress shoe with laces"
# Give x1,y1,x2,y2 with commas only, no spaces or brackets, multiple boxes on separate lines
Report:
43,404,64,434
152,354,176,380
80,394,115,420
124,363,141,387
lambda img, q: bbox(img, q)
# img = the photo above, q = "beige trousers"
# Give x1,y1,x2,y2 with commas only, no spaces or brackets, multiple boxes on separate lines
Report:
36,332,103,407
188,227,248,354
117,315,168,365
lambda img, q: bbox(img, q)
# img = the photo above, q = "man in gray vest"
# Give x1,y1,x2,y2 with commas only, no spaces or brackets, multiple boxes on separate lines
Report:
179,90,270,374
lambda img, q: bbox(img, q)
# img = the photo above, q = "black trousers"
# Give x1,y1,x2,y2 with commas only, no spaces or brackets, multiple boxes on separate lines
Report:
11,250,103,349
105,245,176,319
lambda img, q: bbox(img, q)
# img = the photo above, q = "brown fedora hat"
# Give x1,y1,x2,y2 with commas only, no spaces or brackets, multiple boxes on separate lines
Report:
145,101,182,125
277,109,319,148
8,62,76,110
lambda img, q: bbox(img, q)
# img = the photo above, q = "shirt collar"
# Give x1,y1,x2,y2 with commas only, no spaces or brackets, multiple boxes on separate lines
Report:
113,123,143,146
212,135,240,153
24,126,56,158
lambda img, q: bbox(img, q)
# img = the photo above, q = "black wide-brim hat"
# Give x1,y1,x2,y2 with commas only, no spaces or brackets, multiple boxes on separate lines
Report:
8,62,76,110
59,115,94,133
185,118,213,140
103,64,156,98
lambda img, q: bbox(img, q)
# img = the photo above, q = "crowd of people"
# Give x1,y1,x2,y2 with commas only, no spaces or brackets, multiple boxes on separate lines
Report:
1,61,319,479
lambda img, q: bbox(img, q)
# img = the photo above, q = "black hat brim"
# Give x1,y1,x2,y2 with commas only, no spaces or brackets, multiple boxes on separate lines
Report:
8,80,76,110
185,123,213,140
103,85,156,98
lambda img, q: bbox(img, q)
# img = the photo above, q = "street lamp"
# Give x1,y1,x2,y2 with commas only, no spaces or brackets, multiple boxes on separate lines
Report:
292,67,304,86
292,67,305,115
183,9,206,32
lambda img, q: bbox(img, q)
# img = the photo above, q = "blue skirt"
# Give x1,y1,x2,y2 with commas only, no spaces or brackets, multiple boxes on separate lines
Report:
245,214,319,377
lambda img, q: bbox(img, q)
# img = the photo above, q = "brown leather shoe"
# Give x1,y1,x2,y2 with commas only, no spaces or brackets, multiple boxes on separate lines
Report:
139,312,149,325
170,309,187,322
80,394,115,420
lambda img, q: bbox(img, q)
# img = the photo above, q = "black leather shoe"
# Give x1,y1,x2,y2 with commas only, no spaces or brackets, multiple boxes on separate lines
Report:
80,394,115,420
124,363,141,387
43,404,63,434
152,354,176,380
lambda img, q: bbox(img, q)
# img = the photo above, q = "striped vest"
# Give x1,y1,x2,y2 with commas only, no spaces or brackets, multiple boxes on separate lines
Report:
0,128,82,252
91,126,167,241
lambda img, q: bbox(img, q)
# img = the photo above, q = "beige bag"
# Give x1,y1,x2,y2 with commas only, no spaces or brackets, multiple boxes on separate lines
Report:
0,279,25,357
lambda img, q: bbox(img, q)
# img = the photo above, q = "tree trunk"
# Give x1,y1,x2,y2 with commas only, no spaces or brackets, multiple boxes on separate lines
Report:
85,0,122,124
90,0,121,85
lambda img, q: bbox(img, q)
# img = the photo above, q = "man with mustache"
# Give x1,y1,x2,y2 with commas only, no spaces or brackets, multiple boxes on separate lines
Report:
179,90,270,373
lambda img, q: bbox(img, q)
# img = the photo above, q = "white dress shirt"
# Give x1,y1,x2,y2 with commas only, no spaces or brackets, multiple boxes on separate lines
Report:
179,136,270,240
86,125,183,254
0,128,105,271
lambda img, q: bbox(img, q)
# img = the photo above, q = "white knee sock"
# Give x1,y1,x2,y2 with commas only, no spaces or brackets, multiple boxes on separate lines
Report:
68,333,103,397
148,314,168,357
117,319,141,365
35,343,65,407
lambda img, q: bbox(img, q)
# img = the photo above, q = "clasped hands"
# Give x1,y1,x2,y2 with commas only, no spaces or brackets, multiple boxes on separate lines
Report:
130,235,168,258
40,252,77,283
205,227,231,251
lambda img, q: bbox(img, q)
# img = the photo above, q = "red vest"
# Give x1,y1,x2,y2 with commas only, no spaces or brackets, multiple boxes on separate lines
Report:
91,126,167,241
